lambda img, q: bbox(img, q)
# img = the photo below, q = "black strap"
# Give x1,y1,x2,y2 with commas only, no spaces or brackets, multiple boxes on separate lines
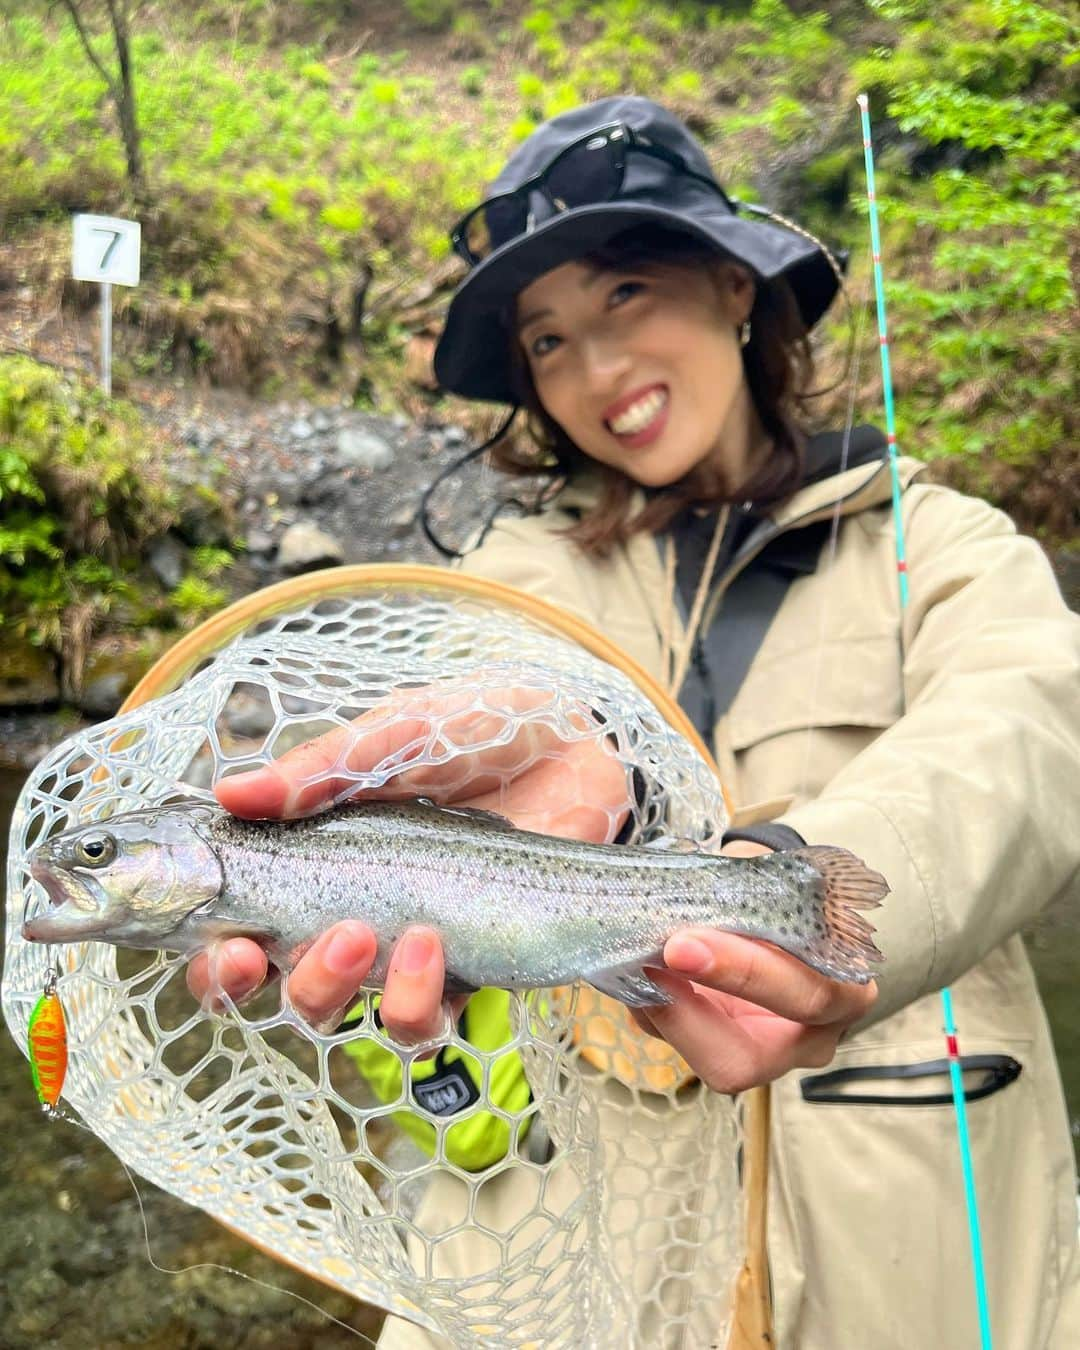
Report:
670,518,832,742
700,563,801,716
721,822,806,852
663,424,890,740
799,1054,1022,1107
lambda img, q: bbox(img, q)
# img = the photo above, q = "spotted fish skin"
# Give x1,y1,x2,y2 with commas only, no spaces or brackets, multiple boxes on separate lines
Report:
23,800,888,1007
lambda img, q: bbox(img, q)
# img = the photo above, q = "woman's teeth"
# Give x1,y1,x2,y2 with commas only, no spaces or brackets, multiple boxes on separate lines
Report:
607,388,668,435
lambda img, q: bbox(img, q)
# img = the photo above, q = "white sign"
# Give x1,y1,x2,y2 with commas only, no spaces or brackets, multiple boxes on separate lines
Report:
72,214,141,287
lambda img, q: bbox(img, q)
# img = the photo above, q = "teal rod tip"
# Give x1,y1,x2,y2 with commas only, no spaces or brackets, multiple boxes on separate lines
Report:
857,93,869,110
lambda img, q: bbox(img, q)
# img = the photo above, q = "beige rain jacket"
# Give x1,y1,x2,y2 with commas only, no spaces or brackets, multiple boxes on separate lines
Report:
383,454,1080,1349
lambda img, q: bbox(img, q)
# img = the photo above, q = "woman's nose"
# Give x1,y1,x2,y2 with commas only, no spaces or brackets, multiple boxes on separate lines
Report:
579,336,632,391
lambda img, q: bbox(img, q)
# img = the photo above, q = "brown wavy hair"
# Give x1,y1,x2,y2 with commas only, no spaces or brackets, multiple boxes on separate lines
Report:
495,223,817,555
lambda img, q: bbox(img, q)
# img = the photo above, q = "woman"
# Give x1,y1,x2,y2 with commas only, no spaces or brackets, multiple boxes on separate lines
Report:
190,98,1080,1347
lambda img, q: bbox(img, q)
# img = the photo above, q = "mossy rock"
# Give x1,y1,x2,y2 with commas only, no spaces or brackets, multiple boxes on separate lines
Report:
0,641,60,708
76,630,177,717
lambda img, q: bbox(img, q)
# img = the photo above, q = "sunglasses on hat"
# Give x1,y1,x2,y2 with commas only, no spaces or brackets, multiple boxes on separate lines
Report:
450,122,737,267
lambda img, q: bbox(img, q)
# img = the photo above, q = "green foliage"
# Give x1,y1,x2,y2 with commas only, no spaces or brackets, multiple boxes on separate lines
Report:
662,70,704,100
405,0,456,31
732,0,838,89
459,65,487,96
190,544,234,578
169,574,228,623
0,0,1075,535
0,356,180,649
847,0,1077,490
166,543,234,626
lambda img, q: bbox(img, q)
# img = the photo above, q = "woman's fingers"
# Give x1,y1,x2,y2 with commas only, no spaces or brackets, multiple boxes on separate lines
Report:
468,736,630,842
284,921,378,1033
662,928,877,1027
214,684,590,820
187,922,452,1046
378,926,449,1046
187,938,269,1011
626,928,880,1094
637,968,846,1094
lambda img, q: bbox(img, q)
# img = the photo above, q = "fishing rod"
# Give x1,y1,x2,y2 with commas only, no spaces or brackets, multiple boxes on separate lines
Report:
857,92,993,1350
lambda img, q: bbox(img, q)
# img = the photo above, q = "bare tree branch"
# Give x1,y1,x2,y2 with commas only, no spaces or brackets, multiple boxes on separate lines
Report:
55,0,145,198
56,0,119,100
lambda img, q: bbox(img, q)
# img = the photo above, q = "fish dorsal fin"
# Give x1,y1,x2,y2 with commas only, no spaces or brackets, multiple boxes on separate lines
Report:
641,834,700,854
414,798,517,832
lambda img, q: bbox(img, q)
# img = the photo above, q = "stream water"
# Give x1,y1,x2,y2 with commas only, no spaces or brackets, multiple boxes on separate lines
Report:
1,763,1077,1346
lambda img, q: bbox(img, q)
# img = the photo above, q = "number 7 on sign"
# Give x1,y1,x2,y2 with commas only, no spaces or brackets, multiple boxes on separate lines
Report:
94,228,123,273
72,213,140,287
71,214,141,396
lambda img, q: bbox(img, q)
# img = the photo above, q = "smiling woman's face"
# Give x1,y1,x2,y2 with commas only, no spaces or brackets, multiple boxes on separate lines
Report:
514,257,768,491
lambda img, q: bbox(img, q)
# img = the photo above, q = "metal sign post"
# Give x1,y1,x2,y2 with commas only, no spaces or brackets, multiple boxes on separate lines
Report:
100,281,113,396
72,214,141,397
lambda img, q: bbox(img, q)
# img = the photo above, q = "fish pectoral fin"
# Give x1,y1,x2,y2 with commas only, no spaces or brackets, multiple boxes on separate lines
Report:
443,972,479,998
585,960,673,1009
641,835,700,854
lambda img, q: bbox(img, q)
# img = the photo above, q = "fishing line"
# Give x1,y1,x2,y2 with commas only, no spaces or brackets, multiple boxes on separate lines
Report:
57,1109,383,1349
795,258,873,803
31,956,386,1348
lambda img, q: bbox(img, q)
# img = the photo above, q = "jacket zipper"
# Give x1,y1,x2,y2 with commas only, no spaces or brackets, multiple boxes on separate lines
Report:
696,460,890,636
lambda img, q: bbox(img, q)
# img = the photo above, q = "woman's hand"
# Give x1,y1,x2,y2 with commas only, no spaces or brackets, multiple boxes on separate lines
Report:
186,683,630,1041
631,839,878,1093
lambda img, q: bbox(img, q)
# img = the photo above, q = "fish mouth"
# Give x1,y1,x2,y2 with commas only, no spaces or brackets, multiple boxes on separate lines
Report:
22,861,105,943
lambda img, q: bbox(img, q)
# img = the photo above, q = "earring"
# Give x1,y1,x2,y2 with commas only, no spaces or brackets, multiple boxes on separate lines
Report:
739,320,751,347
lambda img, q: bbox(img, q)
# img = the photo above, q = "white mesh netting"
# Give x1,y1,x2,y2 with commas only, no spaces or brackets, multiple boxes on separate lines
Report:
3,576,742,1349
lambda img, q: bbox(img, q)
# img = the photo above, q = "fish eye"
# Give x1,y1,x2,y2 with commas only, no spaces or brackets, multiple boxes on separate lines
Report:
75,833,116,867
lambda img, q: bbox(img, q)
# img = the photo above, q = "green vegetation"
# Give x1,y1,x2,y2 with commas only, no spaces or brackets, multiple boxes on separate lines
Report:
0,0,1076,585
0,355,233,675
846,0,1077,530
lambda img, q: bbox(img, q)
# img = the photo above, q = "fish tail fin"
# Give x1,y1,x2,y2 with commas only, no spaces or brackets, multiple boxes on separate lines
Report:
790,845,888,983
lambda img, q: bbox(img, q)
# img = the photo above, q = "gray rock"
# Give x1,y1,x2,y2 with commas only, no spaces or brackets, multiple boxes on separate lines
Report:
336,427,395,471
443,425,468,447
244,528,275,556
148,534,188,590
298,469,341,507
277,521,345,573
290,417,315,440
75,633,173,717
221,688,276,739
77,670,130,718
311,410,332,432
389,504,418,536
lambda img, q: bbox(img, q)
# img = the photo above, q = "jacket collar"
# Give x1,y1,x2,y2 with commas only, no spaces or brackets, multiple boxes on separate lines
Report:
556,426,927,537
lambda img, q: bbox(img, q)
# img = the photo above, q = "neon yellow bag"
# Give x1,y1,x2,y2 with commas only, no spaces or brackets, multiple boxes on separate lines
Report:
342,988,533,1172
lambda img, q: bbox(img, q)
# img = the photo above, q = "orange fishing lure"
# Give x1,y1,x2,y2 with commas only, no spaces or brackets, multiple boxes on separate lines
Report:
28,967,67,1115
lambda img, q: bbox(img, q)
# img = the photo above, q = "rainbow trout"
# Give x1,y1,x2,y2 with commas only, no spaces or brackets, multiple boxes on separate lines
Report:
22,799,886,1005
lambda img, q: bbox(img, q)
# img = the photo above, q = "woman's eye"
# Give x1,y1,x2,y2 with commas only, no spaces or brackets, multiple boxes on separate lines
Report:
530,333,561,358
610,280,644,305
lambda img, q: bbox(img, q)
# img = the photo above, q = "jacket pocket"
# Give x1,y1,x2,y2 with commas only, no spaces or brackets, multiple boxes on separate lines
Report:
728,633,902,747
722,635,903,806
771,1038,1062,1350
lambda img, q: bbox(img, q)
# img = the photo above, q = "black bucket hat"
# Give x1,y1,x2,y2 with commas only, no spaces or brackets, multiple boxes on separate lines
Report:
433,95,845,406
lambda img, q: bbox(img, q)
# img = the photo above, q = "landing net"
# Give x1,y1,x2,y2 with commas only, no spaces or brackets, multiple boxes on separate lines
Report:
3,572,740,1349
